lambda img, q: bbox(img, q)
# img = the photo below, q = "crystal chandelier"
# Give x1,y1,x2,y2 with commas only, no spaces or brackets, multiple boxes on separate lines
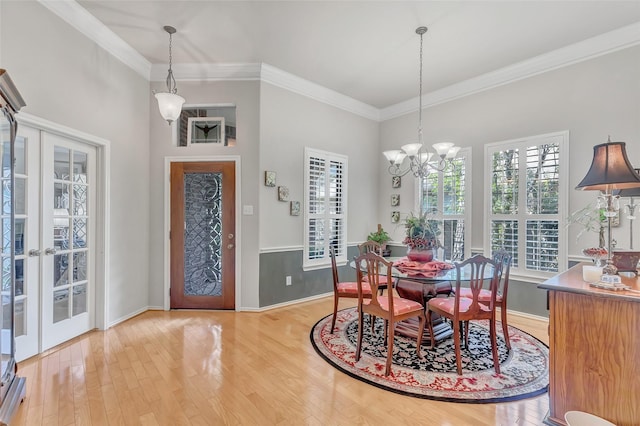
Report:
383,27,460,178
154,26,185,125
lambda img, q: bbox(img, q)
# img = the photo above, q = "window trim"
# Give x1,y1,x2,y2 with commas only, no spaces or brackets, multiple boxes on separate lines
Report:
414,147,472,261
303,147,348,271
483,130,569,278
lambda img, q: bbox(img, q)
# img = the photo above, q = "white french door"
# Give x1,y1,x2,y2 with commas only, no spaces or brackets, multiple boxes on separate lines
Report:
14,126,96,360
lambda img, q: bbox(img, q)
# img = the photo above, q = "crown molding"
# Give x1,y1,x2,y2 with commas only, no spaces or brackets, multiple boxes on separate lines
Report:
38,1,640,122
38,0,151,80
259,64,381,121
151,63,262,82
380,21,640,121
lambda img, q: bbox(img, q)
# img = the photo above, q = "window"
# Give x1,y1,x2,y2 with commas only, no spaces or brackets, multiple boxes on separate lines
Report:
485,131,568,277
417,148,471,261
303,148,348,270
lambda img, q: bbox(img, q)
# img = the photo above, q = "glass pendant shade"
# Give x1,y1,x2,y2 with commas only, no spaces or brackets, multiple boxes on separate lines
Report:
401,143,422,157
432,142,454,157
576,142,640,191
155,92,185,124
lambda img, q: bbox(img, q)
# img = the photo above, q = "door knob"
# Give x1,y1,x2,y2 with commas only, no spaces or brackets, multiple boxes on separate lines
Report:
227,244,234,249
44,248,57,255
228,233,234,239
28,249,41,257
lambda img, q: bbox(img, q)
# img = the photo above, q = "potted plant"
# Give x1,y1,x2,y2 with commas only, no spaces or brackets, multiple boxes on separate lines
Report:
367,224,392,257
403,212,441,262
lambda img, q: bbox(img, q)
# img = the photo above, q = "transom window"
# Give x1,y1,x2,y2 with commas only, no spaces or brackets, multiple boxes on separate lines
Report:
417,148,471,261
303,148,348,270
485,131,568,277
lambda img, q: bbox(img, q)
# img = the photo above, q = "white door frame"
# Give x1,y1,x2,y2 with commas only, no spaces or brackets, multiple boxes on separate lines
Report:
163,156,241,311
17,112,110,330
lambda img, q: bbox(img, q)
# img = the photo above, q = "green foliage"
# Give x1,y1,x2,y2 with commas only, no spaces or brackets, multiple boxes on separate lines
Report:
403,212,442,249
367,227,390,245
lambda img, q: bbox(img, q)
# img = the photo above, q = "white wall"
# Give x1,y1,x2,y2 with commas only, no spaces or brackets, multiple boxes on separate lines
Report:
147,80,261,309
259,82,381,249
1,1,152,324
380,45,640,259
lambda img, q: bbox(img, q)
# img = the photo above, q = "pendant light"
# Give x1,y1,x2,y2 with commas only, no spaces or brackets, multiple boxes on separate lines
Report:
154,26,185,125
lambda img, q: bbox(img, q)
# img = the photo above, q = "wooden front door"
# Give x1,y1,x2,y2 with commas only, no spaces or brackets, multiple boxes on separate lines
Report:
170,161,235,309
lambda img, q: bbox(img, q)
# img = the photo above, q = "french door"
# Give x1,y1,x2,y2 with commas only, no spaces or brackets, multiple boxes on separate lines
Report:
14,126,96,360
170,161,235,309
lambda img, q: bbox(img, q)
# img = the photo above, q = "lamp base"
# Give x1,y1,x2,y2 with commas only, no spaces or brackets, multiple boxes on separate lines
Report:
602,261,618,276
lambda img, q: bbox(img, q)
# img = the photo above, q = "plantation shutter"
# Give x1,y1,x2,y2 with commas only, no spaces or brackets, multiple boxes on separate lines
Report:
486,132,567,277
304,148,348,269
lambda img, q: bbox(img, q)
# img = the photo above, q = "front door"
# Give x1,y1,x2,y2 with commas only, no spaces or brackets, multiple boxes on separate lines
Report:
170,161,235,309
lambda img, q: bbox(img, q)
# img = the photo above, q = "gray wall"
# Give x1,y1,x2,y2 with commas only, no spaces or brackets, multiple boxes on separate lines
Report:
2,1,152,325
258,83,379,306
379,46,640,317
148,80,262,309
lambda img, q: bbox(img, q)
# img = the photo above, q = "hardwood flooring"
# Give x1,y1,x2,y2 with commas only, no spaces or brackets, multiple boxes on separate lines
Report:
13,297,549,425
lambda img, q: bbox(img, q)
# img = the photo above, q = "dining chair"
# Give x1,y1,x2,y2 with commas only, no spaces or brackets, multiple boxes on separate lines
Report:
455,249,513,349
354,251,426,376
329,247,372,333
358,241,393,295
426,254,501,375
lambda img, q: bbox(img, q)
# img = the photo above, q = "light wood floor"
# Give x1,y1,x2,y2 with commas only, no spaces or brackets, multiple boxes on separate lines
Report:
12,297,549,425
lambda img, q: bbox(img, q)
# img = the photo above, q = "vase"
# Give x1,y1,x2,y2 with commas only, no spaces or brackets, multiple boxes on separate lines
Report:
406,247,434,262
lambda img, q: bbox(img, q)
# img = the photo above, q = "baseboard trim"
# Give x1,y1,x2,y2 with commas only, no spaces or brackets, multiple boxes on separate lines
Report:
241,292,334,312
505,308,549,324
107,306,150,328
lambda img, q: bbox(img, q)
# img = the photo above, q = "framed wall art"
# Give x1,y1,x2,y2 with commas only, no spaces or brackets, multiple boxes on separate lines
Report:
392,176,401,188
290,201,301,216
186,117,225,145
391,211,400,223
391,194,400,207
278,186,290,201
264,171,276,187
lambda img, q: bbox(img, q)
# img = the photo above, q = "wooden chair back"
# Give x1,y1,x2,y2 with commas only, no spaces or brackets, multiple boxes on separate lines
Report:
354,251,393,310
492,249,513,300
329,247,341,293
453,255,500,320
358,240,384,255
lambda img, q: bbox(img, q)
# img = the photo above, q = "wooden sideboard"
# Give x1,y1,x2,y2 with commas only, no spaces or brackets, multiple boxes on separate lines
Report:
539,263,640,426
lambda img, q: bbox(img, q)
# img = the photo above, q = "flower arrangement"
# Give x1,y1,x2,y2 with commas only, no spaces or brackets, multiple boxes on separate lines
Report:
402,212,441,249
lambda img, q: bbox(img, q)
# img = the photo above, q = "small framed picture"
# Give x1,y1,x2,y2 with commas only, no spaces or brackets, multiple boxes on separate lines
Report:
392,176,401,188
391,194,400,207
264,171,276,187
391,211,400,223
290,201,300,216
278,186,289,201
186,117,225,145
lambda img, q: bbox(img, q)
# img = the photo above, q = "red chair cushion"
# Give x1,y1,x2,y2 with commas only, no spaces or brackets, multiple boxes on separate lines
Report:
457,288,502,303
428,297,491,315
337,281,372,295
364,296,423,315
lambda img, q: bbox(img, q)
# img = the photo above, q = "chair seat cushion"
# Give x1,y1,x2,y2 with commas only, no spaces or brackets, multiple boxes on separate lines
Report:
362,275,390,285
337,281,372,295
456,288,503,303
428,297,492,314
364,296,423,315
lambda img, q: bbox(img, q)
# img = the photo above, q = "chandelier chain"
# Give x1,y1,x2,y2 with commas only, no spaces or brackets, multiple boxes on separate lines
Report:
418,29,423,145
166,29,177,94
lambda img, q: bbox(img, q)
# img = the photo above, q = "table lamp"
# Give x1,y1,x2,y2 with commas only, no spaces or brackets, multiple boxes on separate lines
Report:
617,168,640,250
576,140,640,281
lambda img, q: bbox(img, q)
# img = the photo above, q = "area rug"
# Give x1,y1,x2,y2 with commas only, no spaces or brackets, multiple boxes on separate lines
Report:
310,307,548,403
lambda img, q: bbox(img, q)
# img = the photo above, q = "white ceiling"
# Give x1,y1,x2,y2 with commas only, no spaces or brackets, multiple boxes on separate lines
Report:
74,1,640,110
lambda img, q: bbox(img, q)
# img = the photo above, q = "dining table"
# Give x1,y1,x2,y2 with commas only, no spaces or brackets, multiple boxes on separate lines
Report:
350,256,496,341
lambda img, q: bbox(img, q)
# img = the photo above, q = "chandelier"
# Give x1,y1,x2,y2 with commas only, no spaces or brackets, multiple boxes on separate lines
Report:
154,26,185,125
383,27,460,178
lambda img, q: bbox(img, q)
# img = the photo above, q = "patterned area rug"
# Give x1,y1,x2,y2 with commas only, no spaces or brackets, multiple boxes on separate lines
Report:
310,307,549,403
